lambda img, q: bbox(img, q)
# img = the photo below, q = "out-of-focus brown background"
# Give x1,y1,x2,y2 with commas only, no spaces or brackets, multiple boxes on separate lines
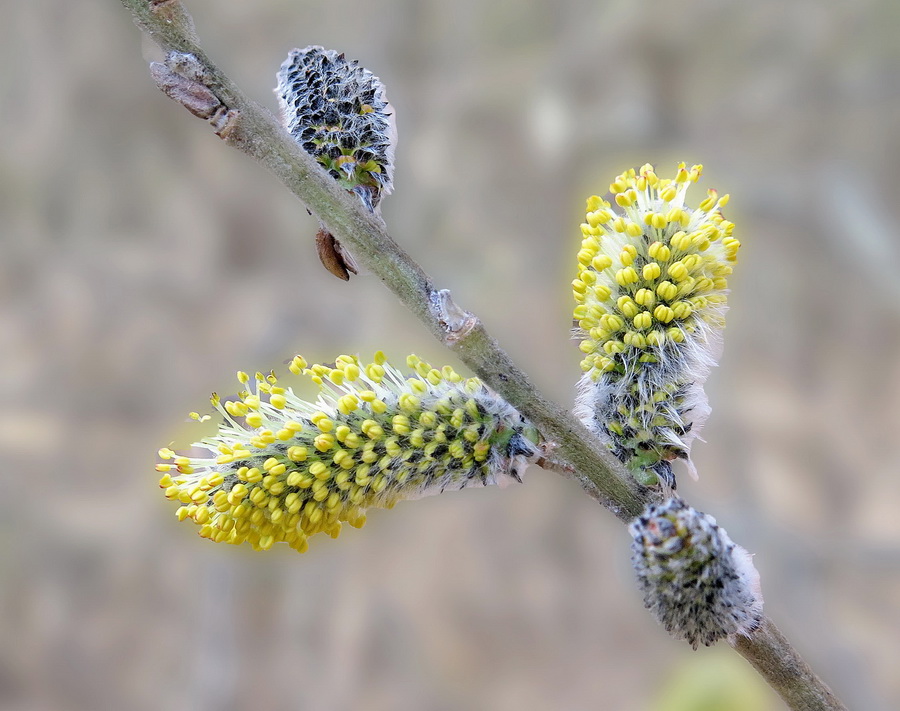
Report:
2,1,898,709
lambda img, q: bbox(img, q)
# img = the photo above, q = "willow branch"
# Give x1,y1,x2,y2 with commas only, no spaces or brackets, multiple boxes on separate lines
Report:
122,0,647,520
732,618,846,711
121,2,847,708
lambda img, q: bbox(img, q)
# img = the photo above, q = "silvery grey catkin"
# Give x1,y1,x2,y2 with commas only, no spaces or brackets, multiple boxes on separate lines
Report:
275,46,396,279
630,497,763,649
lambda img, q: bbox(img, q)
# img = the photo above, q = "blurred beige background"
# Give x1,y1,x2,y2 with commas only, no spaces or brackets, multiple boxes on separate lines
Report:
2,0,898,709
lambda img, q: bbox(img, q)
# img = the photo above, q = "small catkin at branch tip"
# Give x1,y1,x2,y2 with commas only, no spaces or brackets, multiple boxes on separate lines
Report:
157,352,542,552
630,497,763,650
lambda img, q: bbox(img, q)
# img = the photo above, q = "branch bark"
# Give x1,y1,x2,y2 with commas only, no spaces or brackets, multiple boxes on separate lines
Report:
120,2,848,709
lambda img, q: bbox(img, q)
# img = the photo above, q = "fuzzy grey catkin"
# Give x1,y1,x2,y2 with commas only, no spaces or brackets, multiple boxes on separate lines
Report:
630,498,763,649
276,46,395,213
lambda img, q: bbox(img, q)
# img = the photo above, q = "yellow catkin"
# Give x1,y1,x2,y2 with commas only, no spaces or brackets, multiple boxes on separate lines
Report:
159,354,541,553
572,163,740,487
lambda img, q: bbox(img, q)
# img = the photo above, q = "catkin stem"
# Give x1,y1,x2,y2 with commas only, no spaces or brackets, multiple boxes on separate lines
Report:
120,2,849,708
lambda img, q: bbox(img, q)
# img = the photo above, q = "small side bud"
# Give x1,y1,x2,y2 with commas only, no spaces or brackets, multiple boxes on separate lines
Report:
149,52,238,138
630,498,763,649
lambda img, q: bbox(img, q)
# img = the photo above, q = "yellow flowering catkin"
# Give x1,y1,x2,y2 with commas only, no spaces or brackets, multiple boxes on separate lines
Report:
158,353,540,552
572,163,740,486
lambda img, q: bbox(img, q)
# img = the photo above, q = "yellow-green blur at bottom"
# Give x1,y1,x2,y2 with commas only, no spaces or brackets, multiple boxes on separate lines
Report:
572,163,740,484
158,353,540,552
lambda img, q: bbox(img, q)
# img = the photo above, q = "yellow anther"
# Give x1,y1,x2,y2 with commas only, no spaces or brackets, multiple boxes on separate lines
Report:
586,211,604,228
666,207,686,224
657,280,678,301
623,331,647,349
392,414,411,434
337,395,359,415
669,231,690,250
676,277,696,297
361,420,384,439
653,305,676,323
371,399,388,414
591,254,613,271
269,393,287,409
634,288,656,307
625,222,643,237
342,363,361,380
682,254,701,271
647,242,668,261
666,327,686,343
671,301,693,319
633,311,653,330
646,329,666,347
308,461,329,480
642,262,662,281
599,313,624,331
615,191,636,207
398,393,422,412
659,185,677,202
617,296,639,318
699,189,718,211
615,267,639,286
314,433,336,451
289,355,307,374
667,261,689,281
364,363,385,382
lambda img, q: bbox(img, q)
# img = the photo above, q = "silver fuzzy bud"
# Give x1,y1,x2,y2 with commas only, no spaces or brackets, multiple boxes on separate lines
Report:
630,498,763,649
